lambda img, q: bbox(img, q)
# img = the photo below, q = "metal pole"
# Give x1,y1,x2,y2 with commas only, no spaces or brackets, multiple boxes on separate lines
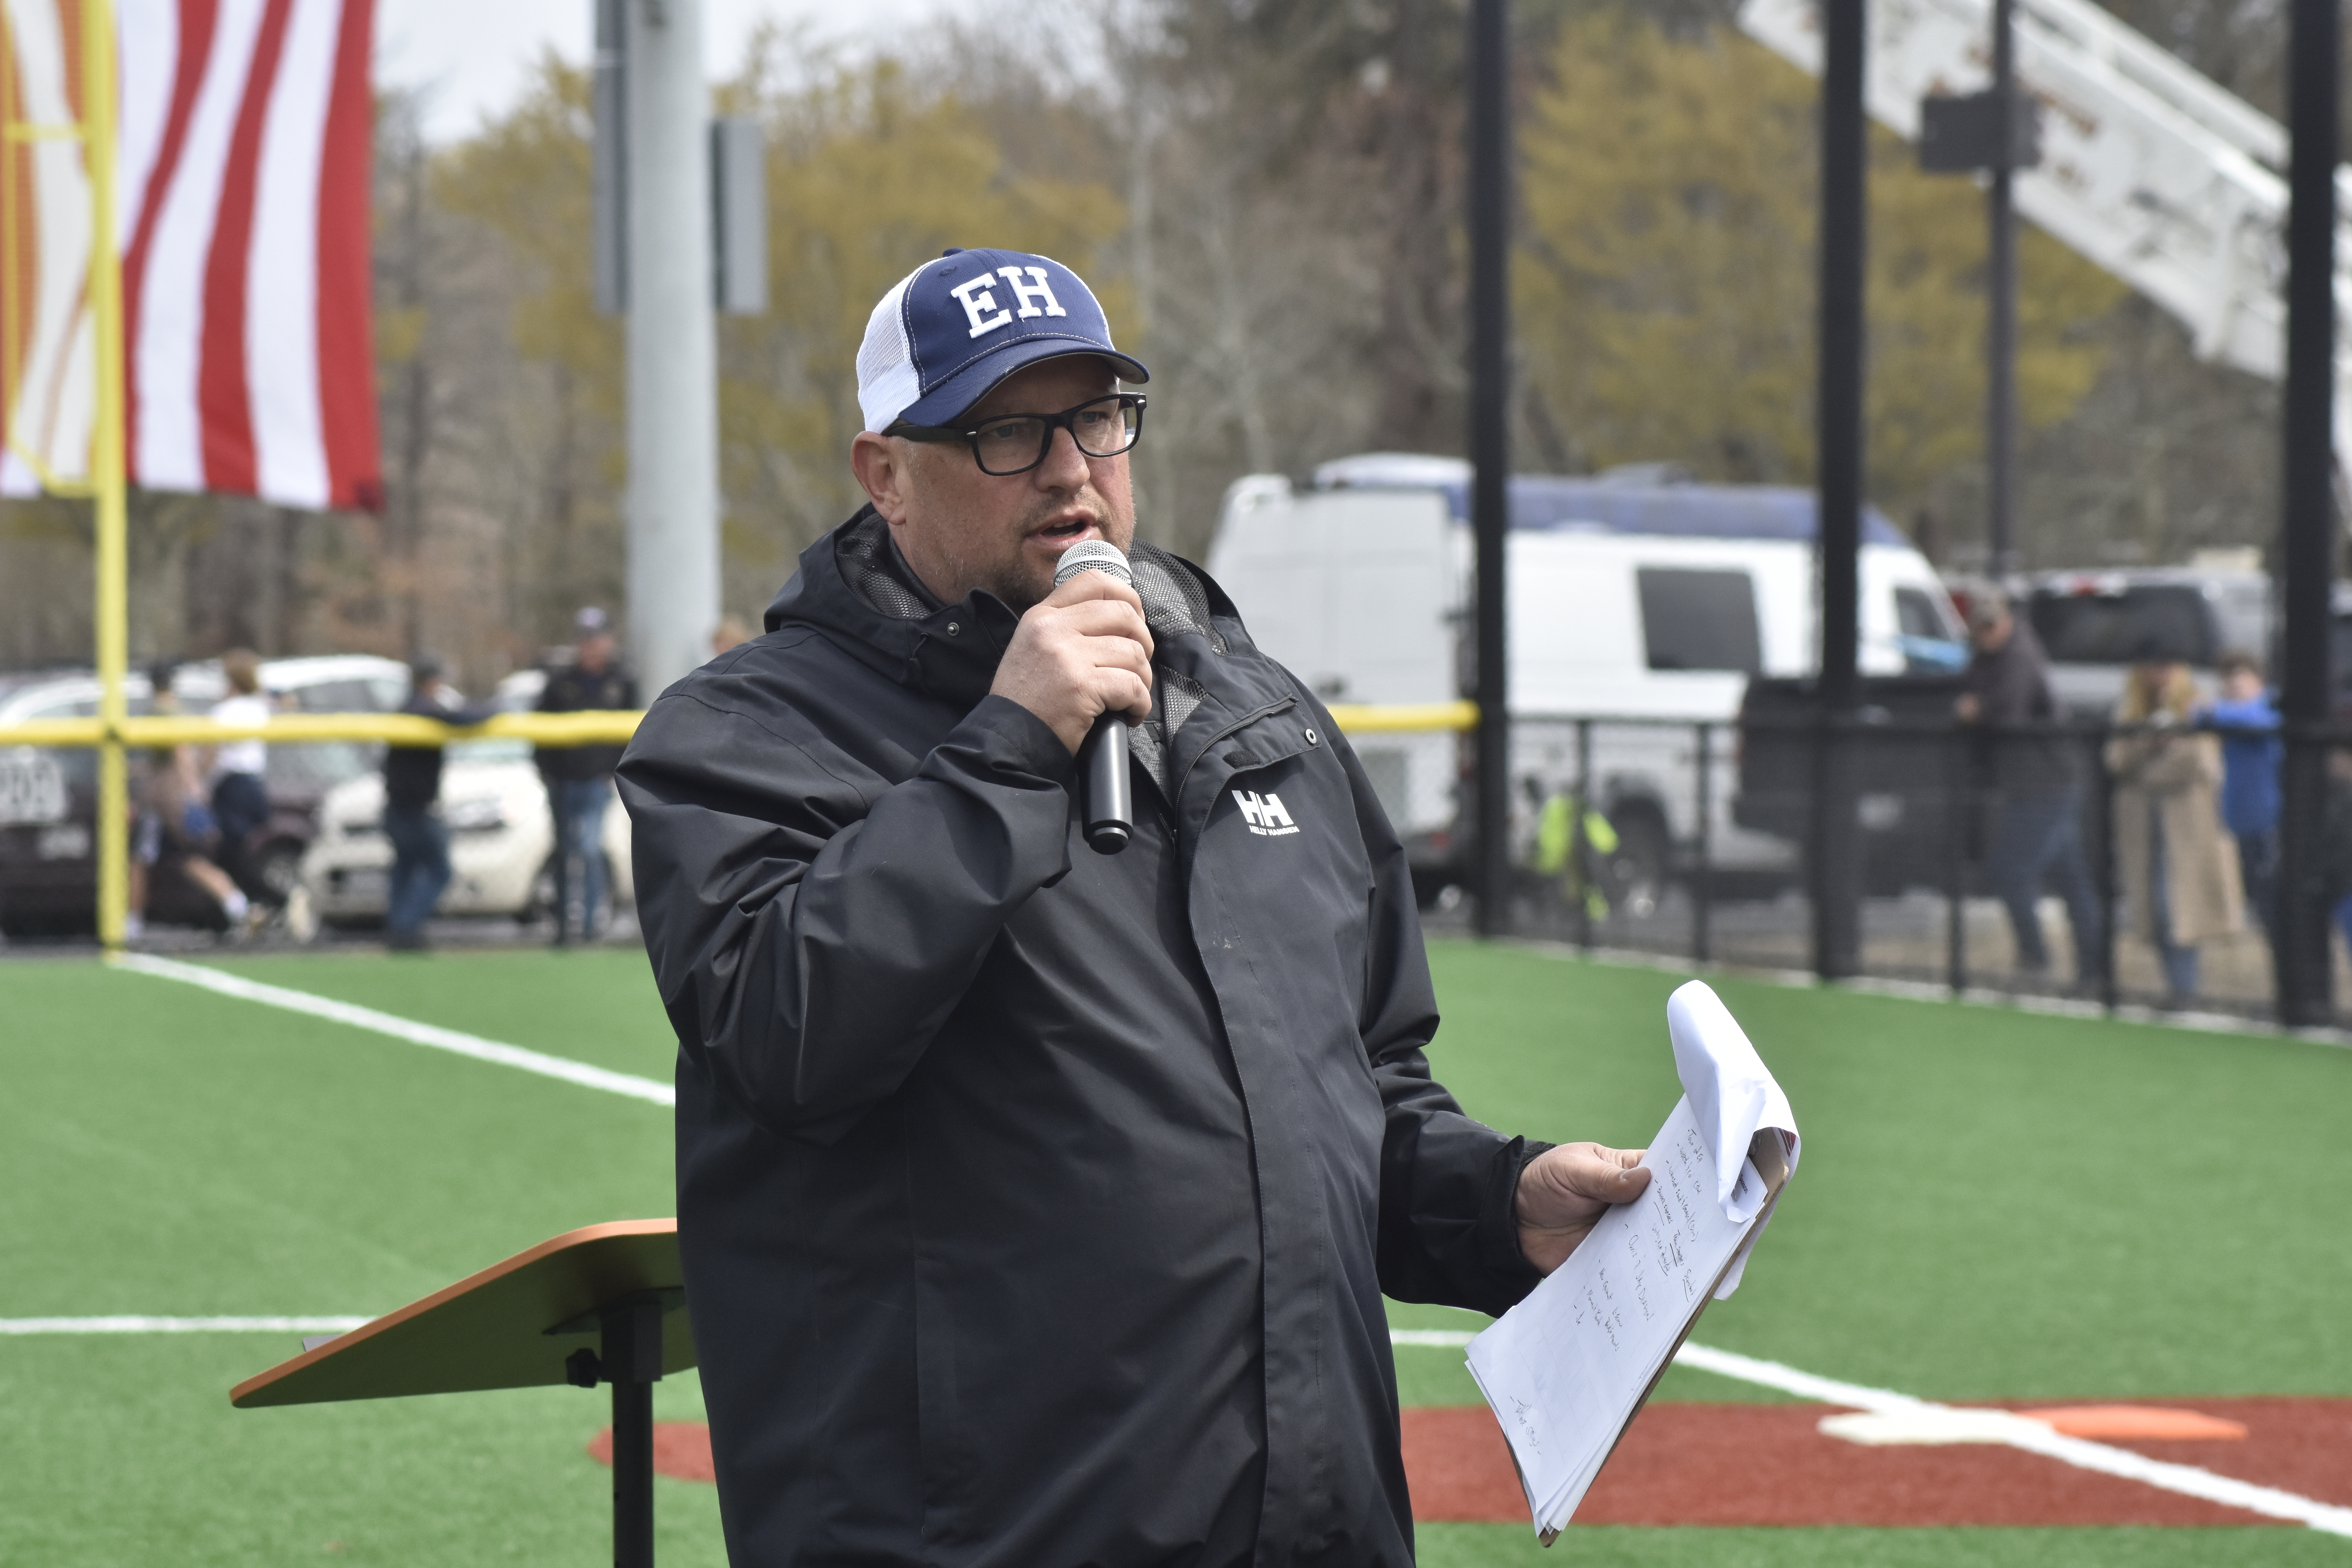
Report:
1811,0,1866,981
624,0,722,698
2092,730,2119,1012
83,0,130,949
2274,0,2338,1025
1574,720,1593,951
1986,0,2020,579
1693,722,1713,965
604,1296,664,1568
1945,728,1967,994
1469,0,1512,938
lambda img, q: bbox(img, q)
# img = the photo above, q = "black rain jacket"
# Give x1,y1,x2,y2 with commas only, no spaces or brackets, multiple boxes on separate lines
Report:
619,510,1547,1568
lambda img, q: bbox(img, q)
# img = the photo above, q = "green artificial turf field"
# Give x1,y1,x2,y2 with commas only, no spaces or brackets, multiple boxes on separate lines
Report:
2,938,2346,1565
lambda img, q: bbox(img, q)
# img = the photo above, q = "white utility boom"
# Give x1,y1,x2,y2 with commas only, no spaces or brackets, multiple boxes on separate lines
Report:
1740,0,2352,459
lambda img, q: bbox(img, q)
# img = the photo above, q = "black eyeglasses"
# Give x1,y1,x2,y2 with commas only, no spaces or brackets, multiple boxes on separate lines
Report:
890,393,1147,477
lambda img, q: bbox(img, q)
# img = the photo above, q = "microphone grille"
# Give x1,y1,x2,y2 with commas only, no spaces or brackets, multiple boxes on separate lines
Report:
1053,539,1131,588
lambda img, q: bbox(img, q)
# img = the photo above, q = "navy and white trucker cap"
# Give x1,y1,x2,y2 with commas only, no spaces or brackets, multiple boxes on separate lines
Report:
856,248,1148,434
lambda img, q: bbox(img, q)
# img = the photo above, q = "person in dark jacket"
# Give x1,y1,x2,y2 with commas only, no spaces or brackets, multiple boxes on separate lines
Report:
537,607,637,945
1957,588,2105,987
382,655,499,952
619,247,1651,1567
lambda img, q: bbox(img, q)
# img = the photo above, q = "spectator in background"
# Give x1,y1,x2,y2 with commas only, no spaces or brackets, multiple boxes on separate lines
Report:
383,655,501,953
536,608,637,946
208,649,274,907
129,667,249,938
2205,649,2281,935
1957,588,2105,989
2107,652,2242,1005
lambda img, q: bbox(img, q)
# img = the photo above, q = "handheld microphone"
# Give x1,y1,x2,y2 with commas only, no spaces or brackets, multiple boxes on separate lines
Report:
1053,539,1136,855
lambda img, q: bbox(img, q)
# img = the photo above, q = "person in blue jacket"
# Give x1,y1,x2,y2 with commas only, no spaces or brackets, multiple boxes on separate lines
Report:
2205,649,2281,935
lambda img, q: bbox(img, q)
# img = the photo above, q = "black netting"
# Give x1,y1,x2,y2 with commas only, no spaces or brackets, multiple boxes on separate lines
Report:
840,514,933,621
1133,544,1226,654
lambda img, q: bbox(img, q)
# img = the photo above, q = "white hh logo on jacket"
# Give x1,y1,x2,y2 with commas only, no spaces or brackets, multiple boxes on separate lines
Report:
1233,790,1300,837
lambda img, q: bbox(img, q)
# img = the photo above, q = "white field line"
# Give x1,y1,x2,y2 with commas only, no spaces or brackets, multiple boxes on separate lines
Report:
1509,937,2352,1051
1386,1330,2352,1535
108,951,674,1107
1670,1343,2352,1537
1,1316,370,1334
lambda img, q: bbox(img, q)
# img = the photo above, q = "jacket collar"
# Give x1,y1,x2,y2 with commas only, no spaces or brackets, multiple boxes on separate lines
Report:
765,507,1301,752
764,506,1022,710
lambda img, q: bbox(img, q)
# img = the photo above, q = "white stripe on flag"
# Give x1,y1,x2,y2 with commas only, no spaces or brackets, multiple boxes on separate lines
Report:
247,0,336,508
4,0,95,479
116,0,179,241
132,0,268,491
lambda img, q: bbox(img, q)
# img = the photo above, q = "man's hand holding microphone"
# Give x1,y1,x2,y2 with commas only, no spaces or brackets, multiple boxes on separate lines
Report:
992,541,1152,853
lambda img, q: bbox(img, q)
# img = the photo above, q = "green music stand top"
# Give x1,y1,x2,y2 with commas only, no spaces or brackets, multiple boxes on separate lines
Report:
230,1219,693,1409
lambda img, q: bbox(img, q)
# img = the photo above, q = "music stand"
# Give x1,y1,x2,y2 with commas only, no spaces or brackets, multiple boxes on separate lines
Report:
232,1220,692,1568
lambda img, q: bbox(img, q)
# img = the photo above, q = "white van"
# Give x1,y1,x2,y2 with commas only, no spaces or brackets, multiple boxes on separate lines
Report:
1205,454,1966,902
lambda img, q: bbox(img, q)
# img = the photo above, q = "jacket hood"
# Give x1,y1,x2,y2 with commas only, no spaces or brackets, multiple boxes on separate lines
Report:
764,506,1248,719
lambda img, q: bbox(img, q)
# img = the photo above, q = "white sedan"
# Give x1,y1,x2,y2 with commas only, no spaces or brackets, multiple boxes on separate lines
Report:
299,737,633,926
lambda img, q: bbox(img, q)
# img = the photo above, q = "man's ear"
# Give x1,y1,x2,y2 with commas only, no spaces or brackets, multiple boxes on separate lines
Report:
851,432,910,524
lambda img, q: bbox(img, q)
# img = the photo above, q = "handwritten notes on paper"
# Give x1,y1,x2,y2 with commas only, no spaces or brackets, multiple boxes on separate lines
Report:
1463,980,1799,1539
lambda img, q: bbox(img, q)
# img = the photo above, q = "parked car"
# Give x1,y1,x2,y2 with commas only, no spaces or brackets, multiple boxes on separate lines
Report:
1205,454,1966,904
0,655,409,935
298,689,635,929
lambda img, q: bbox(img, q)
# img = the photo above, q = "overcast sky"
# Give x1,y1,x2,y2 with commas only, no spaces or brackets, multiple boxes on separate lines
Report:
376,0,966,143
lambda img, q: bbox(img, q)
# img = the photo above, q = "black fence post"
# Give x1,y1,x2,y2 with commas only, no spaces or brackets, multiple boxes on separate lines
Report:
1945,724,1967,995
1811,0,1867,981
2091,727,2120,1012
1574,718,1595,952
1693,721,1714,966
1468,0,1513,940
2274,0,2338,1026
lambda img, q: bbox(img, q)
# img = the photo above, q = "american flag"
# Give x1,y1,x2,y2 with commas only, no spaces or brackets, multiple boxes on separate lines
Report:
2,0,381,511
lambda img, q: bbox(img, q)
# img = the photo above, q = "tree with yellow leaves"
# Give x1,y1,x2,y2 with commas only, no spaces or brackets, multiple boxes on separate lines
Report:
1517,16,2125,524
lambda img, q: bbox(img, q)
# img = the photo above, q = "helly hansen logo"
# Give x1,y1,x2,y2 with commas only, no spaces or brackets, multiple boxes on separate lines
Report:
947,267,1070,339
1233,790,1300,837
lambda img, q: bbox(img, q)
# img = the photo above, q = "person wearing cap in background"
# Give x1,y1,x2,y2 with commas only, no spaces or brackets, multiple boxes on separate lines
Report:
536,608,637,946
1956,588,2105,989
381,656,500,953
619,248,1650,1566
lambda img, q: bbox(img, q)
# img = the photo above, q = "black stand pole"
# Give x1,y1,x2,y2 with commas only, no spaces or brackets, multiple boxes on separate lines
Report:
606,1296,662,1568
1468,0,1512,938
560,1290,675,1568
1986,0,2020,580
2275,0,2338,1026
1812,0,1867,981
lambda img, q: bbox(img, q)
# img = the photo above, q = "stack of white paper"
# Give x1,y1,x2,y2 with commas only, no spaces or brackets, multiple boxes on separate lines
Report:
1463,980,1800,1539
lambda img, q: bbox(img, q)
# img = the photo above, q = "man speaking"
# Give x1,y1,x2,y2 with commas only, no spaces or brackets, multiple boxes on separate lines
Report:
619,248,1648,1566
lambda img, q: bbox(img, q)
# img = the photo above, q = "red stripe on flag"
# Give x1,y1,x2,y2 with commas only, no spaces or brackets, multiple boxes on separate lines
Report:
194,0,295,494
121,0,218,484
313,0,379,511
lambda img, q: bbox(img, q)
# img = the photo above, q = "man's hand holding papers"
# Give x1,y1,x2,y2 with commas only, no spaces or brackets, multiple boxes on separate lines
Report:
1514,1145,1653,1274
1467,980,1802,1540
